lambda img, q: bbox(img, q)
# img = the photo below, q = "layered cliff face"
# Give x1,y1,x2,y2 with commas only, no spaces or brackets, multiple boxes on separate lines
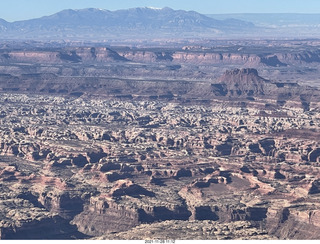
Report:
276,50,320,65
0,190,86,240
1,43,320,94
266,206,320,239
0,67,316,112
2,46,320,67
72,196,140,236
171,52,261,66
120,51,262,65
4,47,128,64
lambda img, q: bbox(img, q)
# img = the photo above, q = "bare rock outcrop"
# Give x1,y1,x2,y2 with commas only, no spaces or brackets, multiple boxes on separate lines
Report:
218,68,269,97
71,196,140,236
109,180,155,198
95,220,275,240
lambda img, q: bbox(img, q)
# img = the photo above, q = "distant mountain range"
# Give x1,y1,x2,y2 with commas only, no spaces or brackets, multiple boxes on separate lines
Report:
208,13,320,28
0,8,319,41
208,13,320,39
0,7,255,40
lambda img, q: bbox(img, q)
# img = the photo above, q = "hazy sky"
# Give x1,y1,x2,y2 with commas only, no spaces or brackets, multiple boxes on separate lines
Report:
1,0,320,22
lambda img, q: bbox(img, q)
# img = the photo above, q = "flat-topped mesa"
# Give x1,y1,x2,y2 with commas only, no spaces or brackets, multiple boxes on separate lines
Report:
217,68,269,97
220,68,267,84
213,68,318,111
